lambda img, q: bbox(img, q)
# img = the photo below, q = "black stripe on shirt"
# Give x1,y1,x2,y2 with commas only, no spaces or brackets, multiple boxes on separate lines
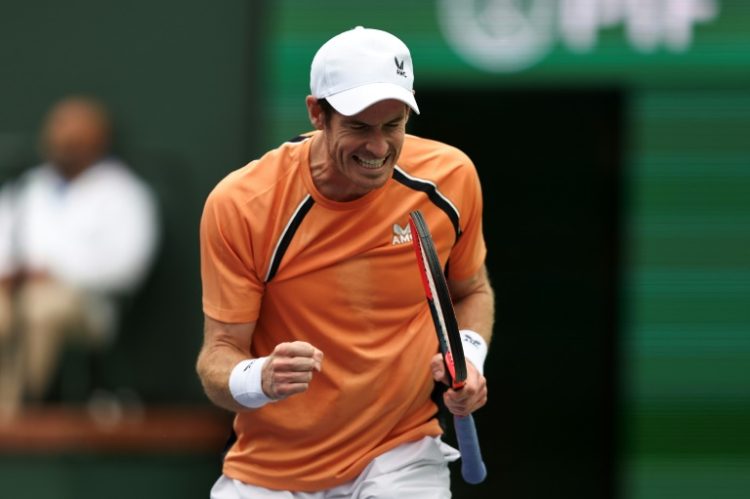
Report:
265,195,315,282
286,135,310,143
392,166,462,241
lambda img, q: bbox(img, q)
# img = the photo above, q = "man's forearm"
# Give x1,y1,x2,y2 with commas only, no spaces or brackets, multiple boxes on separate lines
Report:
450,265,495,345
453,285,495,345
196,343,252,413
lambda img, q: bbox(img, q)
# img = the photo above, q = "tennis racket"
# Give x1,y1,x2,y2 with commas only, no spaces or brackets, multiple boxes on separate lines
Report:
408,209,487,485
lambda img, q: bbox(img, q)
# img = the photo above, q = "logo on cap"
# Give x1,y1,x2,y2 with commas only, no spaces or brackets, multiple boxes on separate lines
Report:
394,57,407,77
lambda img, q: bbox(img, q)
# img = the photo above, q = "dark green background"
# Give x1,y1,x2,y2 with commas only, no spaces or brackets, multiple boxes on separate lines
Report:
1,1,749,498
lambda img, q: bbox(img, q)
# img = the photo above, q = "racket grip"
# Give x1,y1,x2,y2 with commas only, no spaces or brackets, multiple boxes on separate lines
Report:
454,414,487,484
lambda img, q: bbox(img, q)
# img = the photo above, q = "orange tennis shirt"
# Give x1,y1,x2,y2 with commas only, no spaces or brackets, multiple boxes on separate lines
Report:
200,131,486,491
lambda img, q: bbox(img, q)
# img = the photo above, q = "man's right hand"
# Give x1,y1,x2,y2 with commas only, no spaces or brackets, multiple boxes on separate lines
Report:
262,341,324,400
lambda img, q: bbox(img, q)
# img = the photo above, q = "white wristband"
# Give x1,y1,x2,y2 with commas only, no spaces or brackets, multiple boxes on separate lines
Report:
460,329,488,375
229,357,273,409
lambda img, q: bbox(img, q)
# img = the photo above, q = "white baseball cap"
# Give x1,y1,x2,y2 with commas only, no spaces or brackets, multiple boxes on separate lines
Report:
310,26,419,116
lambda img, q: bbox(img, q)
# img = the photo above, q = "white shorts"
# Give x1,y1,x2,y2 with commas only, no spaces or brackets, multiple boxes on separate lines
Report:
210,436,461,499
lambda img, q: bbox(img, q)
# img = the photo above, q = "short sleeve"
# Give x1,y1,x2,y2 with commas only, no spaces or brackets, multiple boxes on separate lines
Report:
446,157,487,281
200,185,264,323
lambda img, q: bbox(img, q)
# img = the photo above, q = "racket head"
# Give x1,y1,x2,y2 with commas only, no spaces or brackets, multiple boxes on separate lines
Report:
409,210,467,388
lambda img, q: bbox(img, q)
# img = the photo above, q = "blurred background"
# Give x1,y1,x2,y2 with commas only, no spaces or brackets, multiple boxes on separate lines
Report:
0,1,748,498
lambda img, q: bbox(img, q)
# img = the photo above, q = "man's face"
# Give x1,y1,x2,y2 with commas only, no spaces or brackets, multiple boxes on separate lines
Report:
321,99,409,200
42,101,109,179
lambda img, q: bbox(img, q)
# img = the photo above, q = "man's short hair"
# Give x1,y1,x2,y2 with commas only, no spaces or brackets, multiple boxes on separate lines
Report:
317,98,335,126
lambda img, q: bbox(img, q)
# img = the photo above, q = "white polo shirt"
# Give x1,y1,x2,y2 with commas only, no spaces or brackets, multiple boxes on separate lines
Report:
0,158,158,295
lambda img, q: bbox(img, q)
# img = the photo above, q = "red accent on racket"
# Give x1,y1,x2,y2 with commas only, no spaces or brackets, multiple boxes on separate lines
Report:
408,209,486,484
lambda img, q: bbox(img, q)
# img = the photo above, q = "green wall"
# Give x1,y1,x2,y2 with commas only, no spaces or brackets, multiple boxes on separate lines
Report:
624,89,750,498
0,453,221,499
0,2,261,497
0,0,264,402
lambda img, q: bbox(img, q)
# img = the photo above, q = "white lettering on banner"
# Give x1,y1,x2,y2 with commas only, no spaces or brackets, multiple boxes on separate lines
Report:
437,0,719,73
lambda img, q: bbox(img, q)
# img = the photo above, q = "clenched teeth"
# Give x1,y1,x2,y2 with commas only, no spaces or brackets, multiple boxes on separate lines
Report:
355,156,386,169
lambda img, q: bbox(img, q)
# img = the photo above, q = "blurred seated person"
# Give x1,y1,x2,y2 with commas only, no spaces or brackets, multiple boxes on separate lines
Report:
0,96,159,417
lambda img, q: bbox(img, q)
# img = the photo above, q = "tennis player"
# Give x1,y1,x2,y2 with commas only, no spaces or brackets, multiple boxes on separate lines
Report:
198,26,494,498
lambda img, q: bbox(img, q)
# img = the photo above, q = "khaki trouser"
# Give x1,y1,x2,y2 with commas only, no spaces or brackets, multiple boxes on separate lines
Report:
0,289,18,418
0,279,110,418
